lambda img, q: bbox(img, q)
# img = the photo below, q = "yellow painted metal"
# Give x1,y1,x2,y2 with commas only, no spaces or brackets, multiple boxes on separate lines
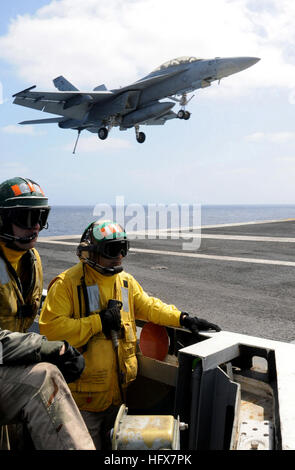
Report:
112,405,180,450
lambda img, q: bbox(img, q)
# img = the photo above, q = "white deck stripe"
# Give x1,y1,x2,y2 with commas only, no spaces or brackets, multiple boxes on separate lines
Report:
39,218,295,244
38,239,295,267
39,233,295,243
186,233,295,243
129,232,295,243
130,248,295,267
38,219,295,268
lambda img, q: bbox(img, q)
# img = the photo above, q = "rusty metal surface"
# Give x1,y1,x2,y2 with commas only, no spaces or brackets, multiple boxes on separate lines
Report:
112,405,180,450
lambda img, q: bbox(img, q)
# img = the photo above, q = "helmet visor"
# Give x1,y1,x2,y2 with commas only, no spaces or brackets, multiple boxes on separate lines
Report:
7,207,51,230
100,240,130,259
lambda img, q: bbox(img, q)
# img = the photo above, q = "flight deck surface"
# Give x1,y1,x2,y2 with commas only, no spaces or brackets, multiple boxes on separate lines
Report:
37,219,295,343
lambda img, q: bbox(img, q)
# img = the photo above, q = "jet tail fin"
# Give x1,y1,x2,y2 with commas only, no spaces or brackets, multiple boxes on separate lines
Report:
93,84,107,91
53,76,78,91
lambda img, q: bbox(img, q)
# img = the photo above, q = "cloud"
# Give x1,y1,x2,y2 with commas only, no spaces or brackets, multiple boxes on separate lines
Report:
274,156,295,162
0,0,294,95
1,124,45,135
0,161,30,178
245,131,295,143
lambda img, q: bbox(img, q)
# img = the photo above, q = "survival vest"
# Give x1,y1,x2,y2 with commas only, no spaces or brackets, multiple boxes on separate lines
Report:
46,262,138,412
0,247,43,332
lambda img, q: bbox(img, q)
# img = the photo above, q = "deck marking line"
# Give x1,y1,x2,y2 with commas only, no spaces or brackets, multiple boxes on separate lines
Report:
38,240,295,267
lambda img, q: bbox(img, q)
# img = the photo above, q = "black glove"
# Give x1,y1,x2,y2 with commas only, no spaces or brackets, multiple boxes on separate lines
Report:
180,313,221,335
99,305,122,337
40,340,85,383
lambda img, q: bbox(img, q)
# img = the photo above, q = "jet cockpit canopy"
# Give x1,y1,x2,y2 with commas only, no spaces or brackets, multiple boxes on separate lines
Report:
152,56,201,72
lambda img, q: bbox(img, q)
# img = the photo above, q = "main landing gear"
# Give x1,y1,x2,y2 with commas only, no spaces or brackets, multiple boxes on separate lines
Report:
135,125,146,143
97,123,146,144
177,110,191,120
98,127,108,140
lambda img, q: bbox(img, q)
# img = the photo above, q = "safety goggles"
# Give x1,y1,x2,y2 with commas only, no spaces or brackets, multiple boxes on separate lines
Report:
7,207,51,230
100,239,130,259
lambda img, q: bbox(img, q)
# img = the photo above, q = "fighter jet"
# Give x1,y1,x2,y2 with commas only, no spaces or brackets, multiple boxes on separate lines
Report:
12,56,260,153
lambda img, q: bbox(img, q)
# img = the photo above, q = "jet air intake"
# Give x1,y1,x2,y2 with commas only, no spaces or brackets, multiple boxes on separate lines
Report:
122,101,174,127
59,119,82,129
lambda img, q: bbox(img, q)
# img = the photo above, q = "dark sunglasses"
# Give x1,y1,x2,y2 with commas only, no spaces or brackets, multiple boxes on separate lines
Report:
8,208,51,230
100,240,130,259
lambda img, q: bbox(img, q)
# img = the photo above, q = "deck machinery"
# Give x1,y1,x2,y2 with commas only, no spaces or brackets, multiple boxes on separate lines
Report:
112,322,295,451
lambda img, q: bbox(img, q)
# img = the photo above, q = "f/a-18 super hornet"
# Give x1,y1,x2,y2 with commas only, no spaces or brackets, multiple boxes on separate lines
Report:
13,56,260,153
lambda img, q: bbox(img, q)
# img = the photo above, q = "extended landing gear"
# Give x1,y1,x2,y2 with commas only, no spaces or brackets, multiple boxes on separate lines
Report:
177,110,191,120
137,132,146,143
98,127,108,140
135,125,146,143
169,92,193,121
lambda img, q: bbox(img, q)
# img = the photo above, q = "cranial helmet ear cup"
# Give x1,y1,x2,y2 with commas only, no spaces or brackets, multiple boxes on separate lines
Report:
76,241,89,256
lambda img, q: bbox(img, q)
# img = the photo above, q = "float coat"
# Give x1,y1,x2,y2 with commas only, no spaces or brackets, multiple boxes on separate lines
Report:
0,241,43,332
39,262,182,412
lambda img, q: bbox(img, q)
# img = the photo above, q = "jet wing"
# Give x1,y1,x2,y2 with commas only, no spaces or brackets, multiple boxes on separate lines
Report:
13,87,114,112
19,117,64,125
141,110,178,126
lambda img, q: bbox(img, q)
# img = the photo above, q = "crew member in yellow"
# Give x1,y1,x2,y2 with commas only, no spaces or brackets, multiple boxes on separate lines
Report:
0,176,50,332
0,177,95,450
40,219,221,449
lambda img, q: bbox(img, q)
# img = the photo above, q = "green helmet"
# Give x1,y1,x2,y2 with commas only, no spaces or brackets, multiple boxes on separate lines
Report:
0,177,48,208
77,220,129,275
0,177,50,243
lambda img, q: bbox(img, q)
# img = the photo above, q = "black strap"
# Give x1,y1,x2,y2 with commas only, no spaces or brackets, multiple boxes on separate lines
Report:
80,264,90,317
20,250,36,300
79,266,92,352
77,285,82,316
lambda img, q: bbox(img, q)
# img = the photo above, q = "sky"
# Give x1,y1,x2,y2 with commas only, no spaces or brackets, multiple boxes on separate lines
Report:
0,0,295,206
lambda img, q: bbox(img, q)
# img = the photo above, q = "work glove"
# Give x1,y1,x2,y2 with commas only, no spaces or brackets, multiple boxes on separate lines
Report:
180,312,221,335
99,305,122,337
40,340,85,383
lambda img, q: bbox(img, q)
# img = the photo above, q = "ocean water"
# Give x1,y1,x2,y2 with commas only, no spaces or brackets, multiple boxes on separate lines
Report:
39,204,295,237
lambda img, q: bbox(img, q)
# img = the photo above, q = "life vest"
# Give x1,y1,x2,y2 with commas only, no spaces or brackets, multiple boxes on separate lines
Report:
40,261,181,412
0,247,43,332
46,262,138,412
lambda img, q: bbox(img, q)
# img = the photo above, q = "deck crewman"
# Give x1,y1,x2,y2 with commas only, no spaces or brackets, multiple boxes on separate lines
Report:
39,219,221,449
0,177,95,450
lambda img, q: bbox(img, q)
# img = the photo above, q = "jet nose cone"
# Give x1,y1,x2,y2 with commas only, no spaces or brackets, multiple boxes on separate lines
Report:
215,56,260,78
228,57,261,74
236,57,261,70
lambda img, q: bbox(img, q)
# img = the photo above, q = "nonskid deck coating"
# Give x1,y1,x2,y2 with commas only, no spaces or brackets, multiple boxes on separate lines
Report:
37,219,295,343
